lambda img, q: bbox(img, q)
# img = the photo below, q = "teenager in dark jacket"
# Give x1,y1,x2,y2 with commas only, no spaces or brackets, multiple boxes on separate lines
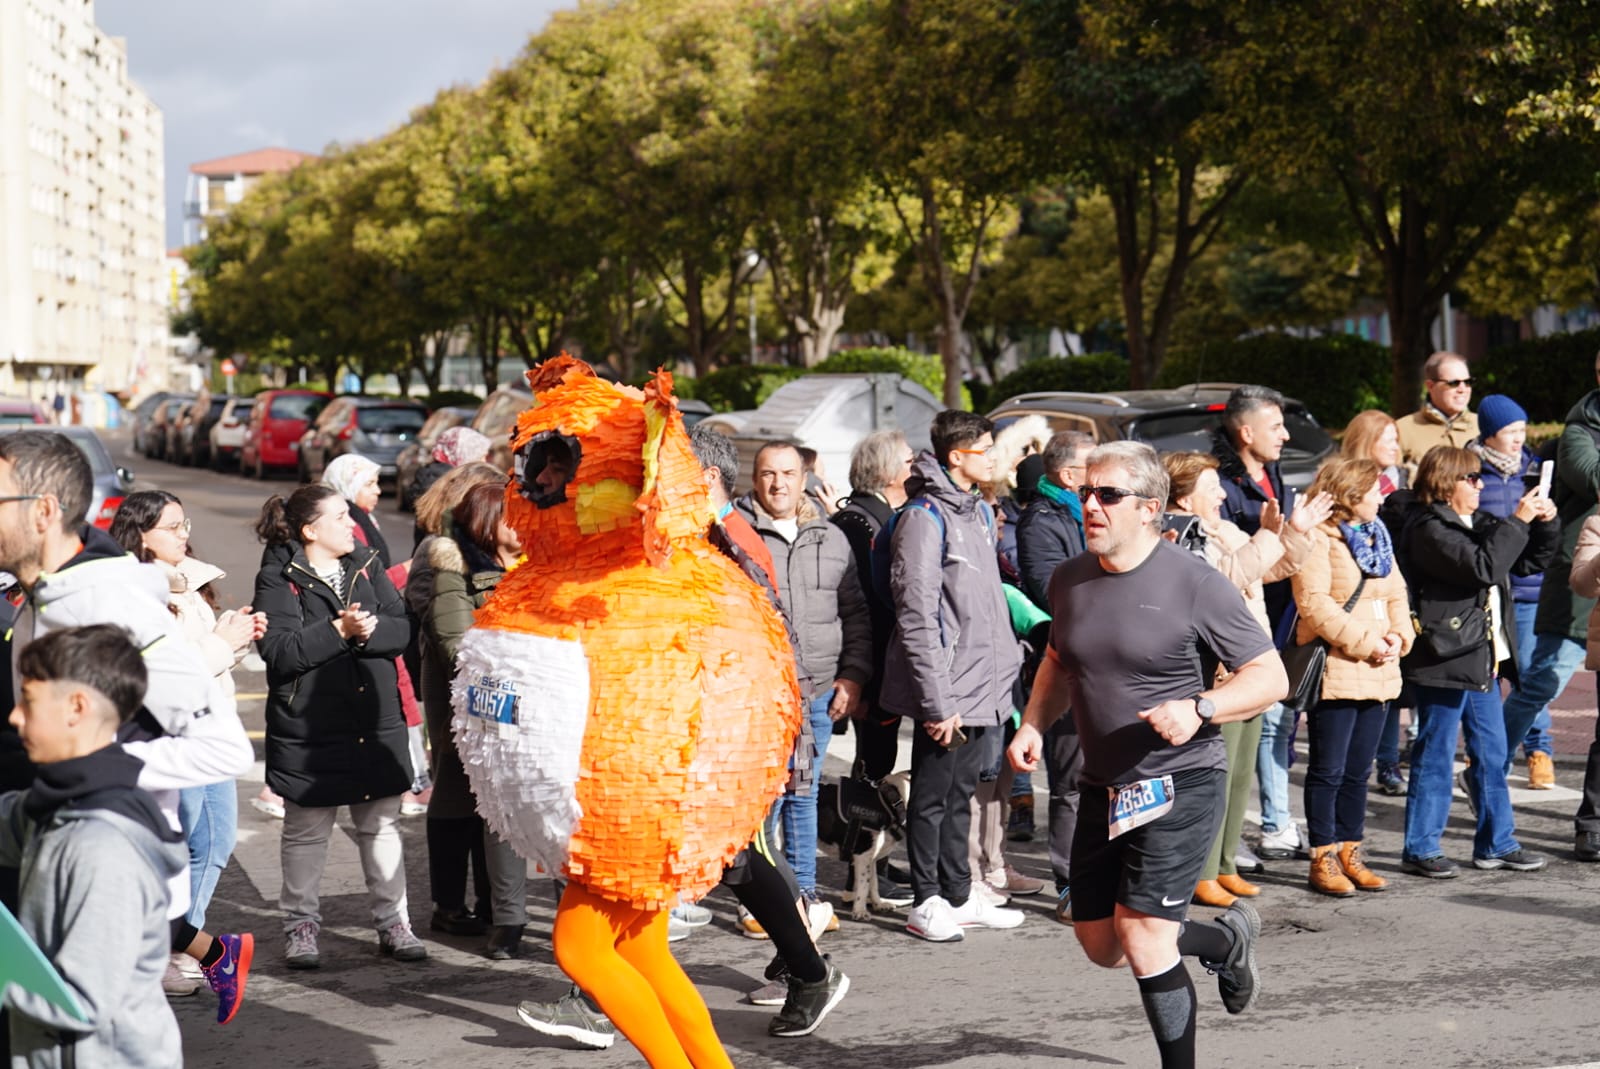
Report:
1394,446,1558,880
252,484,424,969
1470,395,1559,788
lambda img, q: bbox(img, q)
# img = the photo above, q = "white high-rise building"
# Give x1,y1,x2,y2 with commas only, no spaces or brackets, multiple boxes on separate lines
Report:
0,0,167,405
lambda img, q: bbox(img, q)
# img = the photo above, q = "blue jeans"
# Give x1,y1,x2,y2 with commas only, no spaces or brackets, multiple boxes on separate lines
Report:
771,690,834,895
1509,601,1553,756
1375,703,1403,767
1403,684,1520,862
179,781,238,930
1304,700,1386,847
1255,702,1295,833
1501,632,1584,774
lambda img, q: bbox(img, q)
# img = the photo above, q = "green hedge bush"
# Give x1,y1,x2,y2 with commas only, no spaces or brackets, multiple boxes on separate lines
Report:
814,347,971,407
1476,328,1600,423
984,353,1131,412
688,364,809,412
1158,333,1391,428
425,389,486,412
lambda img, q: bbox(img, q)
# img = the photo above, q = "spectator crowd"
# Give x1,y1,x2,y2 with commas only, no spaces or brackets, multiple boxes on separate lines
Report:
5,346,1600,1068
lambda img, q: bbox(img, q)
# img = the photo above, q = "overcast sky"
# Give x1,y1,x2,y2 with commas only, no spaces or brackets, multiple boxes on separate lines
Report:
95,0,569,249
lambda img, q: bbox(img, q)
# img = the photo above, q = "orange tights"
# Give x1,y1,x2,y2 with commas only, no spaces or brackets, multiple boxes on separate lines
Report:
551,882,734,1069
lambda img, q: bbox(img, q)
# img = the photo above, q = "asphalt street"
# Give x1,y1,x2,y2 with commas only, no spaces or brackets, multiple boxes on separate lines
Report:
108,429,1600,1069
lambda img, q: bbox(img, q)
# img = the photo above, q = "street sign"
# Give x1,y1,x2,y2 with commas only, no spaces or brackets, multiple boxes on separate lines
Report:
219,358,237,376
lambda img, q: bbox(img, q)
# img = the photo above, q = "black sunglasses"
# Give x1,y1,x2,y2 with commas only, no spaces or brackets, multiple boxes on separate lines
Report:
1434,378,1473,388
1459,472,1484,486
1078,485,1148,506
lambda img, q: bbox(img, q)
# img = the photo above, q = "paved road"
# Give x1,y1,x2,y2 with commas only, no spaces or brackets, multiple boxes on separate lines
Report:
110,431,1600,1069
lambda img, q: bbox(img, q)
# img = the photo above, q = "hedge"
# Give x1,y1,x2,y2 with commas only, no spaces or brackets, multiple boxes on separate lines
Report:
813,347,971,408
983,352,1131,412
1157,333,1392,428
681,346,967,412
1476,328,1600,423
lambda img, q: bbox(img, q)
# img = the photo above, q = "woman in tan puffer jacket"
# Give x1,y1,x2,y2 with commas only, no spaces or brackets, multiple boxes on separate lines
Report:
1291,457,1413,896
1163,452,1330,908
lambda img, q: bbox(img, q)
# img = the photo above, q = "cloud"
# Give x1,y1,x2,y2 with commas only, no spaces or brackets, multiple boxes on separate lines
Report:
93,0,567,245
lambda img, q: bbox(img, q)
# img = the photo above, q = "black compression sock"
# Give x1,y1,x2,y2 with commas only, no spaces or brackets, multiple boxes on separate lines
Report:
1176,917,1235,964
1136,960,1197,1069
198,938,226,969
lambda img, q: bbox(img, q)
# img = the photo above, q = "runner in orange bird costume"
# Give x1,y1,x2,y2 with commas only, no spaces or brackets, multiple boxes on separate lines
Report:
450,355,801,1069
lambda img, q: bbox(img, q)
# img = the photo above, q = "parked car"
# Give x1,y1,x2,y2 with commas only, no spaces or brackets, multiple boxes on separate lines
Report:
0,398,50,425
207,396,256,470
0,427,133,530
143,395,194,460
178,391,230,468
162,400,196,464
395,405,479,511
469,382,533,472
129,391,172,454
241,389,331,480
985,383,1335,491
297,397,429,484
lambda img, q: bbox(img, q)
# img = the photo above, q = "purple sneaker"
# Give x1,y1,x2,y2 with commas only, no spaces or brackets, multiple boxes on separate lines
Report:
201,933,253,1025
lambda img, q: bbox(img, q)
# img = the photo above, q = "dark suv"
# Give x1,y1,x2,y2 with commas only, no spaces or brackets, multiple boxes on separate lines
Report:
297,396,428,483
986,383,1335,490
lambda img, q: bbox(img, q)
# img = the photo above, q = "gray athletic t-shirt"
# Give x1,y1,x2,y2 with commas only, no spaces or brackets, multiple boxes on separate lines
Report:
1046,539,1273,788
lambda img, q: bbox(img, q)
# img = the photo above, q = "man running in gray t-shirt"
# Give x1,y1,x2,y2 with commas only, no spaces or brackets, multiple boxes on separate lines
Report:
1009,441,1287,1069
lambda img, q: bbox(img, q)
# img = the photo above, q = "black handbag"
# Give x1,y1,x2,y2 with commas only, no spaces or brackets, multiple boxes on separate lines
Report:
1418,603,1489,659
1281,574,1368,713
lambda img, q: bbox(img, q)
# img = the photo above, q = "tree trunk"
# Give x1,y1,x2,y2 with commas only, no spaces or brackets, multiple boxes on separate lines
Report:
1109,173,1153,388
477,310,500,392
1384,196,1439,415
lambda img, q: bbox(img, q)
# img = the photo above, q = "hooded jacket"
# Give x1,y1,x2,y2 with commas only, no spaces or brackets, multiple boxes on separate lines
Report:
1536,389,1600,642
879,453,1023,726
1015,489,1086,612
0,746,186,1069
253,540,413,807
830,491,896,707
1474,442,1545,604
734,493,872,697
157,555,247,697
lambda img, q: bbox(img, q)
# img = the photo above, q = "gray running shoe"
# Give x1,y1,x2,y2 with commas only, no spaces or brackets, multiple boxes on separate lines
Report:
1207,901,1261,1015
670,902,713,927
284,920,321,970
1473,848,1546,872
768,958,850,1037
379,921,428,962
517,987,616,1050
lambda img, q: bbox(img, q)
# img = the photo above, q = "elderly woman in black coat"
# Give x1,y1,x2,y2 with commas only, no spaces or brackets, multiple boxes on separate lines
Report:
253,483,424,970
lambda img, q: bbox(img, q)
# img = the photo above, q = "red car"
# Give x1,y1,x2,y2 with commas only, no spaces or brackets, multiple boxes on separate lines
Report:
241,389,331,479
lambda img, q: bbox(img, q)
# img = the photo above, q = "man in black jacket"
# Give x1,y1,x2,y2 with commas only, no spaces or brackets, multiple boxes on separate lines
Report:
1014,430,1091,918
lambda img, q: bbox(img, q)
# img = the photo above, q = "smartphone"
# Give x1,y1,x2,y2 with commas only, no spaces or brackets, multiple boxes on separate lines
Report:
943,727,969,750
1537,460,1554,499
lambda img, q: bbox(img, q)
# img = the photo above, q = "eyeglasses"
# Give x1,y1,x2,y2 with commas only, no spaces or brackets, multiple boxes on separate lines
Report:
1433,378,1474,388
1459,472,1484,486
155,518,192,536
1077,485,1149,506
0,495,41,506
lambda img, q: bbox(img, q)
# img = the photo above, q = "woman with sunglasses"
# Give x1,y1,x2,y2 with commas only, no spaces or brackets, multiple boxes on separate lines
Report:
1393,445,1558,879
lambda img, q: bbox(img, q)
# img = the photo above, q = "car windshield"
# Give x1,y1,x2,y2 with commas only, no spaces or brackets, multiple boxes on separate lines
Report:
269,395,323,420
358,407,426,435
1128,406,1334,461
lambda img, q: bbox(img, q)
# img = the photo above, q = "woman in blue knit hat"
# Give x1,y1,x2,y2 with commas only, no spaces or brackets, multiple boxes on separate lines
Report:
1471,394,1559,789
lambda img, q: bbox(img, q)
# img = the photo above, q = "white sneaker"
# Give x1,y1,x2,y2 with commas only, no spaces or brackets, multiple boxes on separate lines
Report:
905,896,964,942
805,898,835,941
1258,822,1303,860
949,893,1024,929
971,879,1009,907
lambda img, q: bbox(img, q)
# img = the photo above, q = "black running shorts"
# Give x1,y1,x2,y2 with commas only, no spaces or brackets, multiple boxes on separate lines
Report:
1069,767,1227,924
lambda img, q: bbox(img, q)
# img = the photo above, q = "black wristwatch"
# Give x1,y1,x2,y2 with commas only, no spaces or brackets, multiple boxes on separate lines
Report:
1192,695,1216,725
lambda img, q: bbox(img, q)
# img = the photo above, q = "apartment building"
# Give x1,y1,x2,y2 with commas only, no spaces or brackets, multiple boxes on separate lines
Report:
0,0,167,402
184,147,316,245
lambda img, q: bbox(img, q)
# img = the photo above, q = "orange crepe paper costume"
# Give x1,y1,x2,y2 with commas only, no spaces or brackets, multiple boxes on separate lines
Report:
449,356,800,1069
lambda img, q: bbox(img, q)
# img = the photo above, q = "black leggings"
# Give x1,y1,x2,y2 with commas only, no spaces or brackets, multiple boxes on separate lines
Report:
722,827,826,984
427,815,489,914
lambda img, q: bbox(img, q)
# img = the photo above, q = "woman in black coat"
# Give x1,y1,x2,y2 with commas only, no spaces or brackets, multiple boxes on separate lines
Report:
253,484,425,968
1393,446,1559,880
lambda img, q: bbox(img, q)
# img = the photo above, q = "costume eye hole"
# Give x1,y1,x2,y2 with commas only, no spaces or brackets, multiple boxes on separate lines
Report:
514,432,583,509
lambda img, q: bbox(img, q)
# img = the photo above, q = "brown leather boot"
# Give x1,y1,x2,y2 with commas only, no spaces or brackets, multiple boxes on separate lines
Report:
1309,844,1356,897
1192,879,1237,908
1217,872,1261,897
1337,841,1387,891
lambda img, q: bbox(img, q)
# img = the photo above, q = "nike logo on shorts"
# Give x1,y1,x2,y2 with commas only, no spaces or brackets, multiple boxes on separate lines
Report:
1160,895,1186,907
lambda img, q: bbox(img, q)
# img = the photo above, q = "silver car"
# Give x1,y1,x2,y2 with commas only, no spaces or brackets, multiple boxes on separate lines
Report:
0,426,134,530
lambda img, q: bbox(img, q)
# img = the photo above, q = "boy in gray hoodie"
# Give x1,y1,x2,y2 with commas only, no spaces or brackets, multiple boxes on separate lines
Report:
0,625,186,1069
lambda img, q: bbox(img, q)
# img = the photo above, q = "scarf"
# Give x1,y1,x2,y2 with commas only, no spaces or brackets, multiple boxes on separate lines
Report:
1423,399,1468,428
1035,475,1083,529
432,426,491,466
1339,518,1395,578
23,744,179,842
1471,439,1524,479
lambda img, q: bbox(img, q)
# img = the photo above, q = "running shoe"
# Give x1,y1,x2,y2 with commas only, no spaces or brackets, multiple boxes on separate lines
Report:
517,987,616,1050
201,933,253,1026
